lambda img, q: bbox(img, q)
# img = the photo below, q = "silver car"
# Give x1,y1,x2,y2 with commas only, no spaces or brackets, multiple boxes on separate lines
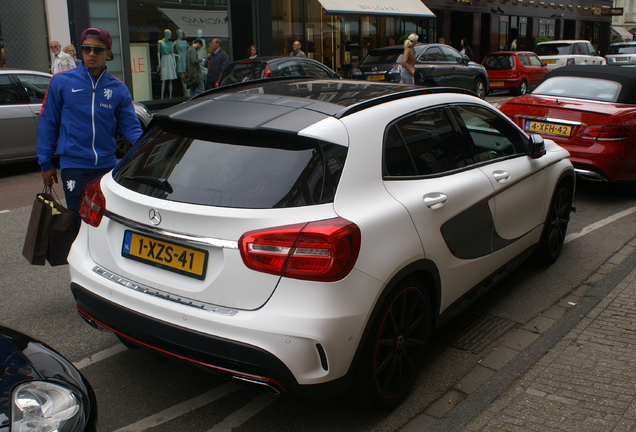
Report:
0,69,151,165
606,41,636,67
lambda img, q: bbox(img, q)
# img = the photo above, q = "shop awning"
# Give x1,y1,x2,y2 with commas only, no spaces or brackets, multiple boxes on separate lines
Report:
317,0,435,17
612,26,634,41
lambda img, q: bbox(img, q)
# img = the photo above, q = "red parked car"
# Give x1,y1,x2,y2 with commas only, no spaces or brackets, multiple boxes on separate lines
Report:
499,65,636,185
483,51,551,95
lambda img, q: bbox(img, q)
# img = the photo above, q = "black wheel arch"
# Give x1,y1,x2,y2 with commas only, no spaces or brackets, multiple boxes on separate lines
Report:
347,259,441,376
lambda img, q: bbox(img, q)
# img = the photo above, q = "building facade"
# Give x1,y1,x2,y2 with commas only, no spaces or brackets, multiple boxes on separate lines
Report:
0,0,615,103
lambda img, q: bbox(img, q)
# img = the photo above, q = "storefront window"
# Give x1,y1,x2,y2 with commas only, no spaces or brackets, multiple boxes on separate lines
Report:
126,0,228,102
271,0,432,79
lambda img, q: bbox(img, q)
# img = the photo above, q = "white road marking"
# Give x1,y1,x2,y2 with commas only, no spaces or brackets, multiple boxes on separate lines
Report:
73,344,128,369
565,205,636,244
0,210,10,215
113,383,240,432
206,393,278,432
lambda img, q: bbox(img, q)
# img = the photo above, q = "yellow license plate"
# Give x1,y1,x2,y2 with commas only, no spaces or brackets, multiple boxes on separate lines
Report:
367,74,385,81
544,59,556,64
490,81,505,86
617,57,628,61
122,231,208,279
525,121,572,137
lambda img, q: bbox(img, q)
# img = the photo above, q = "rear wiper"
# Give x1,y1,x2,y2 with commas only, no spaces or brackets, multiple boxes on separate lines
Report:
120,176,174,193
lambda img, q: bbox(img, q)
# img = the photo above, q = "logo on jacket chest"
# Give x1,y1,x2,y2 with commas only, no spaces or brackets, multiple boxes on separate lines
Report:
100,88,114,109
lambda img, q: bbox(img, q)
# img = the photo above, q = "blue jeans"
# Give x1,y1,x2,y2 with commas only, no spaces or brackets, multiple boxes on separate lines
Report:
190,74,204,97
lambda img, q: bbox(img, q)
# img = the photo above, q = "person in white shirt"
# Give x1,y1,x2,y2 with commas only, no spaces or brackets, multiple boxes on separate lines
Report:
49,41,76,74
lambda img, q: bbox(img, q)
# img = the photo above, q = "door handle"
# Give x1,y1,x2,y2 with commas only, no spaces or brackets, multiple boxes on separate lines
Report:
424,193,448,209
493,170,510,183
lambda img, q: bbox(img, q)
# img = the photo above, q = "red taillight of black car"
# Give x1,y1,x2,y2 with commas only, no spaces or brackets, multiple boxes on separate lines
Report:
583,124,635,141
239,218,361,282
79,178,106,227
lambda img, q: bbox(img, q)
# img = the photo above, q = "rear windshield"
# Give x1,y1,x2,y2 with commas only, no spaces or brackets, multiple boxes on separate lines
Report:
608,44,636,54
533,76,621,102
113,122,347,209
361,50,402,65
483,55,514,70
534,43,571,56
220,62,264,86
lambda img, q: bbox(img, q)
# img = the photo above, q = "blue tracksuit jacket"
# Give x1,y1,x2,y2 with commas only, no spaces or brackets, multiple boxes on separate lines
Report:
37,64,143,172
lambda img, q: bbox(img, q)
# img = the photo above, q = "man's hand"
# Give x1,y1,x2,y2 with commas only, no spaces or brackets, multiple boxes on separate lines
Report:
41,169,58,187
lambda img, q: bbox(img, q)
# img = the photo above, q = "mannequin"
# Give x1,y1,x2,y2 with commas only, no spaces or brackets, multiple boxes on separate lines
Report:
196,29,208,78
157,29,177,99
173,29,189,95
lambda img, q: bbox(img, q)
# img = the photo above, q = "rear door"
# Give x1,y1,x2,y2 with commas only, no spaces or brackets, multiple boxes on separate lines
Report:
381,105,496,311
0,74,38,161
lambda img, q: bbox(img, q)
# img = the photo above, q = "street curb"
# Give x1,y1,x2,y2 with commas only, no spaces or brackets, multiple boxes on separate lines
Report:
420,244,636,432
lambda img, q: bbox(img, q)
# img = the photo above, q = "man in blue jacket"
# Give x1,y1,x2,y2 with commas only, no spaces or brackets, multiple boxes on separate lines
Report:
37,27,143,222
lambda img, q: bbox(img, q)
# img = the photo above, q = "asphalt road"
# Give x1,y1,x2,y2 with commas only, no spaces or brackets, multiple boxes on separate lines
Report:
2,101,636,431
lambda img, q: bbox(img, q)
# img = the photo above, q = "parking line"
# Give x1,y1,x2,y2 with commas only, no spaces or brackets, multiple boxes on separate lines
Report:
0,210,9,215
113,382,240,432
206,393,278,432
73,344,128,369
565,205,636,244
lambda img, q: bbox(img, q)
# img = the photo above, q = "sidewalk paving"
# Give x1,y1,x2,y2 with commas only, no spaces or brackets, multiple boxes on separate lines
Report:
402,238,636,432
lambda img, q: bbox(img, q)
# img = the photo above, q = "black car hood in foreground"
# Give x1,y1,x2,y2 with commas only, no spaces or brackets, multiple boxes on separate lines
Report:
0,326,97,432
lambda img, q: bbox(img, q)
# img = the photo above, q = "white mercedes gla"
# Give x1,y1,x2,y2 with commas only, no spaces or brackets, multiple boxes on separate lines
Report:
69,78,574,408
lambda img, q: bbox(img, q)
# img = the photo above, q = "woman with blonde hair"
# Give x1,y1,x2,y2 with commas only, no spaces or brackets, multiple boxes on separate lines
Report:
399,33,418,84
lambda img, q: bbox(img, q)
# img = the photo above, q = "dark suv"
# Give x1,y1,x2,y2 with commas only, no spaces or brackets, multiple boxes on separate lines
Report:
219,57,340,87
351,44,489,98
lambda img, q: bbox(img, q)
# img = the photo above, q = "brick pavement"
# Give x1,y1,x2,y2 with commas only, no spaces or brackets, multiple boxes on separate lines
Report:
403,239,636,432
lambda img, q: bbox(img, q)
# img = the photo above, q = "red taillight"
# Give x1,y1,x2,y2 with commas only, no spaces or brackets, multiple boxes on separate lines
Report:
263,65,272,78
239,218,361,282
583,124,635,141
79,178,106,227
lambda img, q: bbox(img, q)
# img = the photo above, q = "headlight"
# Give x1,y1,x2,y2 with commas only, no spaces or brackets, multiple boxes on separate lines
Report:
11,381,84,432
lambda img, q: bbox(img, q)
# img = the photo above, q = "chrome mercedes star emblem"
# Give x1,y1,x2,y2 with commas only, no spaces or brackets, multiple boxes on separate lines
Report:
148,208,162,226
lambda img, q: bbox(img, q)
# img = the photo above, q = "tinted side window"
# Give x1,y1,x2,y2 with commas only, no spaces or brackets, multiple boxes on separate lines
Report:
273,60,304,76
301,62,331,78
0,75,21,105
419,47,445,62
452,105,526,163
16,74,50,103
441,46,463,63
384,107,466,177
528,53,543,67
518,54,531,66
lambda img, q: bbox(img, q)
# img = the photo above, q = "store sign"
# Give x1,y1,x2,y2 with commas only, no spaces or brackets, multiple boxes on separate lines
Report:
130,43,152,102
158,8,228,37
601,7,623,16
317,0,435,16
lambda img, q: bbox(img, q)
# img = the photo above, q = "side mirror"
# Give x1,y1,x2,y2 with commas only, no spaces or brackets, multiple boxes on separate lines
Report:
461,55,470,65
529,134,546,159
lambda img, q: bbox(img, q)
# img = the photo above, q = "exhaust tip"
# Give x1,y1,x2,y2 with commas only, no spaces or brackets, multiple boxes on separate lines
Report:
232,376,283,396
575,169,607,182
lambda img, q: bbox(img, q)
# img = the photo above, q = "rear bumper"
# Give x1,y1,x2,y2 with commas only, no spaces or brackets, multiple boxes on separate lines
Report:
488,79,519,89
72,283,293,394
560,141,636,184
71,283,354,399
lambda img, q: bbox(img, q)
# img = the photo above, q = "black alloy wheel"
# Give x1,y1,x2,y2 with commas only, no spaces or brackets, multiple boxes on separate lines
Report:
536,181,572,264
355,279,431,408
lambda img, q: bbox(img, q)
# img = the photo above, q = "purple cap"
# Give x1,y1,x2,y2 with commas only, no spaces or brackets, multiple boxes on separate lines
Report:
80,27,112,49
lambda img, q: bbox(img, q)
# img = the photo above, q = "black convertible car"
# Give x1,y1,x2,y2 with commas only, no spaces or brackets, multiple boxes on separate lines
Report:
0,326,97,432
